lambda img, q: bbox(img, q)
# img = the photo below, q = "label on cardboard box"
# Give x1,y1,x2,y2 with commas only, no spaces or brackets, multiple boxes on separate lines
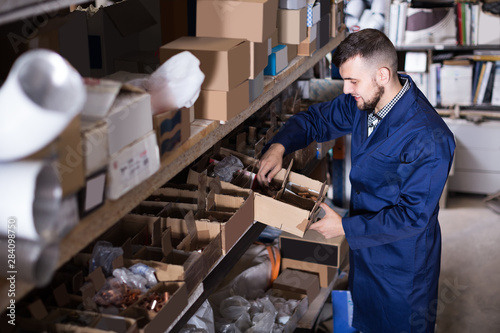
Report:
107,131,160,200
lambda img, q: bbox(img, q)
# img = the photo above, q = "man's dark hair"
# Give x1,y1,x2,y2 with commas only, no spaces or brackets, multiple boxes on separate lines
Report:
332,29,399,77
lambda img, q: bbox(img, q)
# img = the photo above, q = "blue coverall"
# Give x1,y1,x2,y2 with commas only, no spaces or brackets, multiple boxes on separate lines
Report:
267,74,455,332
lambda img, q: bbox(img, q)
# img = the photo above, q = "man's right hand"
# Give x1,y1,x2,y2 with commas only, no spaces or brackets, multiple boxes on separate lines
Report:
257,143,285,186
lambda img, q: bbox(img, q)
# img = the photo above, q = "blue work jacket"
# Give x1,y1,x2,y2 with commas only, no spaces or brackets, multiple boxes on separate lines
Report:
268,75,455,333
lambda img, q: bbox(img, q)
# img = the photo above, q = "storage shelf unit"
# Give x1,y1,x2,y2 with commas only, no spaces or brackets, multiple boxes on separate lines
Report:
0,31,346,312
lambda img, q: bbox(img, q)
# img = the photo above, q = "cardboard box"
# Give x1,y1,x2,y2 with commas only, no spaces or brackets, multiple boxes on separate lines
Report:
286,44,298,63
153,107,191,157
194,80,250,121
249,70,265,103
278,7,308,45
114,50,160,74
317,13,331,49
264,45,288,76
298,24,317,56
196,0,279,42
281,257,337,288
280,230,348,267
80,78,154,157
106,90,153,156
28,10,91,77
195,191,254,254
208,147,327,237
279,0,306,10
81,119,108,177
107,131,160,200
129,242,205,293
29,115,85,196
273,268,320,303
82,0,157,76
250,40,269,79
318,0,330,18
270,29,279,49
24,307,139,333
131,282,188,333
331,0,344,38
165,211,223,272
160,37,251,91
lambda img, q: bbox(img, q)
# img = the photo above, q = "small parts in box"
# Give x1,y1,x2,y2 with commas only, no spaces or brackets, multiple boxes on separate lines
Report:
137,291,170,313
56,310,96,327
93,278,141,309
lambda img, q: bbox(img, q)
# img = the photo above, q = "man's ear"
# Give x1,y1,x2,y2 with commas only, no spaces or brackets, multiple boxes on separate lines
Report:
378,67,391,85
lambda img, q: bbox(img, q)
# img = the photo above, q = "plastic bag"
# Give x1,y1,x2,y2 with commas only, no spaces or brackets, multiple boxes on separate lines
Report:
89,241,123,276
93,277,141,308
180,300,215,333
220,296,251,321
112,267,149,293
214,155,244,182
128,263,157,287
146,51,205,114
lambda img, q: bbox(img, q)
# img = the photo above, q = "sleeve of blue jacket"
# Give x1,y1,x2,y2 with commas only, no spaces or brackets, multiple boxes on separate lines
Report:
265,94,356,155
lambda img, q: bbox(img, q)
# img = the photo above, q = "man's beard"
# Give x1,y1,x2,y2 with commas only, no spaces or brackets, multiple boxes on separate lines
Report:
358,84,385,111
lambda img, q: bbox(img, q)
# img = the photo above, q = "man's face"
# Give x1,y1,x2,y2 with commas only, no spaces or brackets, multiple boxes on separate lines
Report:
339,56,384,112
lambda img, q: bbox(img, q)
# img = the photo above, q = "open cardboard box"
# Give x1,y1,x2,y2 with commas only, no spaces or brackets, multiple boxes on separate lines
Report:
189,147,327,237
279,230,348,268
165,211,223,274
273,268,320,304
20,300,139,333
122,281,188,333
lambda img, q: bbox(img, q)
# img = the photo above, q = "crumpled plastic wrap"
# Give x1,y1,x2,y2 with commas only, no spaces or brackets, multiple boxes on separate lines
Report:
89,241,124,277
214,294,299,333
180,300,216,333
214,155,244,182
146,51,205,114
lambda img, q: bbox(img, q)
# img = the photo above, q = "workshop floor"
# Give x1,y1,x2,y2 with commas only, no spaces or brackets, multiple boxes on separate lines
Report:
436,193,500,333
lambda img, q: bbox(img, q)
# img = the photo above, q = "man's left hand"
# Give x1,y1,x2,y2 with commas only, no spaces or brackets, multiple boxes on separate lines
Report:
309,202,345,239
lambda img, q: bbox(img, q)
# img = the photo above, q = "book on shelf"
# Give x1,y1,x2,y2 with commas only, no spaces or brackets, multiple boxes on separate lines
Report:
482,62,497,104
476,61,494,105
440,62,473,106
491,62,500,106
478,4,500,45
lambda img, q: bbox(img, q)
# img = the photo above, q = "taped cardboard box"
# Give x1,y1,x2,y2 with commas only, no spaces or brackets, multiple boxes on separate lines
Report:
280,229,348,268
107,131,160,200
278,7,308,45
153,107,190,158
160,36,250,91
194,80,250,121
196,0,279,42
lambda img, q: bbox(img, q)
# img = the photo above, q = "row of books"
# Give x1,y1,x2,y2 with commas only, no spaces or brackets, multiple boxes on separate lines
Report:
387,1,500,46
408,57,500,107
